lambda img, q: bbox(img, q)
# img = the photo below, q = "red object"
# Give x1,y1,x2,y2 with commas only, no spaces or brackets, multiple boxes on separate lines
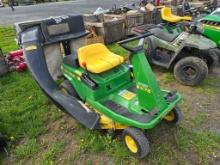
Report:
15,62,27,72
156,0,160,6
9,49,23,57
7,49,27,72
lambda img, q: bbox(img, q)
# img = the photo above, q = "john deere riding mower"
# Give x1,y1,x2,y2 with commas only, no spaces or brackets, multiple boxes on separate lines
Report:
132,22,219,86
199,8,220,48
18,15,182,158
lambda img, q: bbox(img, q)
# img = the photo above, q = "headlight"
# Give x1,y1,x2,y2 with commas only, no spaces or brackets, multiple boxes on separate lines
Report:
196,23,204,33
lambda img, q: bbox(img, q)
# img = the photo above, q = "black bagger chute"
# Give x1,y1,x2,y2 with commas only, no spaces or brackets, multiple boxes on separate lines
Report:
19,15,100,129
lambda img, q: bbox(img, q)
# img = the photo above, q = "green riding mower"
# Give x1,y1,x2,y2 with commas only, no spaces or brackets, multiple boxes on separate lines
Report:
18,15,182,158
132,22,220,86
199,8,220,48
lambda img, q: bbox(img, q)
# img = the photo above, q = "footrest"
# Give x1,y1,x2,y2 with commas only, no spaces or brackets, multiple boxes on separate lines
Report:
103,100,159,123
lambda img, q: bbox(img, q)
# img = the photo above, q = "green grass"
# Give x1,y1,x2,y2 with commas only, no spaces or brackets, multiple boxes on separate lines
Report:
196,77,220,95
0,26,19,54
14,139,39,158
0,26,220,165
175,127,220,164
0,72,49,138
41,142,65,164
107,43,128,57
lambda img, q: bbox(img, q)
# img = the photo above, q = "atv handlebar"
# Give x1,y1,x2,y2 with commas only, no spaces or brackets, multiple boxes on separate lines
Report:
118,32,152,52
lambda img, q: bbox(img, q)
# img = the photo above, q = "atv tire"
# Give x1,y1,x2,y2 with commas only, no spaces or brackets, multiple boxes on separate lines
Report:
174,56,208,86
145,38,156,63
60,80,79,98
205,50,219,70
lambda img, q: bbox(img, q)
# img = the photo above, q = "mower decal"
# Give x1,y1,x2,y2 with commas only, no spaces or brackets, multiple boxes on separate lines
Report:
25,45,37,51
137,83,151,94
118,90,136,100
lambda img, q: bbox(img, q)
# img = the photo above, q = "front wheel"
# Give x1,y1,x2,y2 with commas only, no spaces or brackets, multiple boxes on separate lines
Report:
174,56,208,86
122,127,150,159
164,106,183,125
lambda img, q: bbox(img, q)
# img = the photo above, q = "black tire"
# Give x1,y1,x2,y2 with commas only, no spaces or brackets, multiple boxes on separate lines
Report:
59,80,79,98
174,56,208,86
164,106,183,125
209,49,220,66
122,127,150,159
145,38,156,63
205,51,219,70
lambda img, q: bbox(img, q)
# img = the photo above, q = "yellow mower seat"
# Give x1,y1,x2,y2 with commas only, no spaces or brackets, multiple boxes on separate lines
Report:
161,7,192,23
78,43,124,74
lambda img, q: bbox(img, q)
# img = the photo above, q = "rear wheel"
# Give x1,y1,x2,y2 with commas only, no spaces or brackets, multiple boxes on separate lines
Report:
145,38,156,63
205,51,219,70
122,127,150,159
59,80,79,98
174,56,208,86
164,106,182,125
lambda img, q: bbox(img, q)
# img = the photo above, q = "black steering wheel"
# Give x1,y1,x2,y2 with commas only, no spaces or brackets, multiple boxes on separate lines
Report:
118,32,152,53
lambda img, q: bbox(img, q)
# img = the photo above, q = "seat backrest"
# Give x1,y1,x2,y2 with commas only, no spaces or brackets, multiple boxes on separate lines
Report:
78,43,109,68
161,7,172,19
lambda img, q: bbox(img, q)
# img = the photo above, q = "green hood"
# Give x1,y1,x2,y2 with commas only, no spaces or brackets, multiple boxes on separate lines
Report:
200,15,220,23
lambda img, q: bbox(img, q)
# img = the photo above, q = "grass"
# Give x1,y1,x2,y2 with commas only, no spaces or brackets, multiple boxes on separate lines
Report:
0,26,220,165
0,72,49,138
14,139,39,158
0,26,18,54
41,142,65,164
195,77,220,95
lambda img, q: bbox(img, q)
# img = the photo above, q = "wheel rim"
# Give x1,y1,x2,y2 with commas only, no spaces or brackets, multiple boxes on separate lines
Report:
164,111,175,121
125,135,138,153
182,66,197,80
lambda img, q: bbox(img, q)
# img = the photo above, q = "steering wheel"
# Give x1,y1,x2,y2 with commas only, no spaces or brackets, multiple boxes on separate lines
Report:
118,32,152,53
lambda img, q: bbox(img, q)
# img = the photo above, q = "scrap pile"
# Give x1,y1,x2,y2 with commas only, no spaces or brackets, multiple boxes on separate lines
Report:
84,2,162,44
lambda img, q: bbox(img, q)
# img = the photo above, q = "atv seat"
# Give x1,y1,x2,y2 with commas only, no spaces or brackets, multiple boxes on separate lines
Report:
78,43,124,74
149,28,179,42
161,7,192,23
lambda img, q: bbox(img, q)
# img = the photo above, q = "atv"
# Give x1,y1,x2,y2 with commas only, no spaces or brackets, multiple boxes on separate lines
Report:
160,6,220,48
132,23,219,86
19,15,182,158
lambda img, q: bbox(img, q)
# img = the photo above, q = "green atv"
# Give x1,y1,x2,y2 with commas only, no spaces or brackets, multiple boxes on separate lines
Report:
19,15,182,158
132,24,219,86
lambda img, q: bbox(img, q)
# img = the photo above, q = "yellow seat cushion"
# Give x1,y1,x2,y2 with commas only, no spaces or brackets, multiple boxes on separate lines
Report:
161,7,192,23
78,43,124,73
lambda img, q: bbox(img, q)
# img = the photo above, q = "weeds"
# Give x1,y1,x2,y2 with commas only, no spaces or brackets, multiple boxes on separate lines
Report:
14,139,39,158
